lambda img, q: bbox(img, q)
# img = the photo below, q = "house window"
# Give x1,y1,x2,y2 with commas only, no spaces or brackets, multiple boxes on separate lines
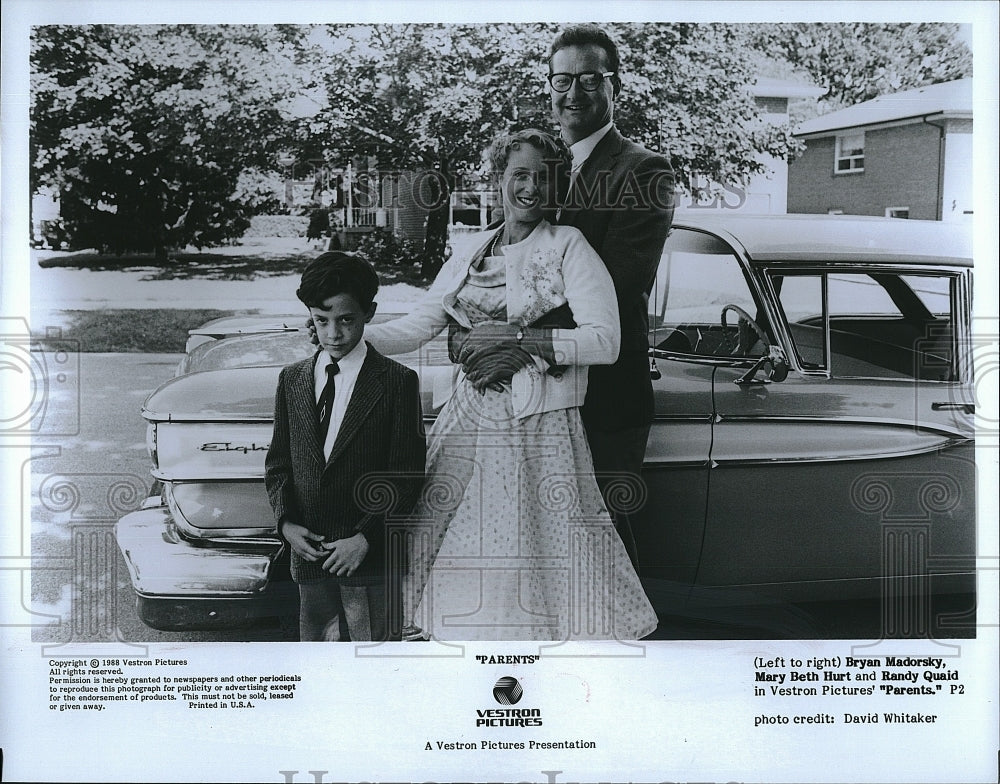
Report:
886,207,910,219
834,133,865,173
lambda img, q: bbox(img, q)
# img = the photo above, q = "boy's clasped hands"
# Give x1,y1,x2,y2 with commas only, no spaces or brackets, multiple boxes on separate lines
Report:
281,520,369,577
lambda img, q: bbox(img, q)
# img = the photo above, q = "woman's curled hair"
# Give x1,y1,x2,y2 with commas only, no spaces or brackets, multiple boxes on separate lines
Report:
488,128,572,209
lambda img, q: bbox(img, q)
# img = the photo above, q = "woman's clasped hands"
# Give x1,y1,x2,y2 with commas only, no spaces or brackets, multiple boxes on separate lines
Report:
455,322,534,394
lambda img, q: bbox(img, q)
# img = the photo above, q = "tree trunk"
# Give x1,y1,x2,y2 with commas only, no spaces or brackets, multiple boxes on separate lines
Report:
420,154,451,280
151,176,170,262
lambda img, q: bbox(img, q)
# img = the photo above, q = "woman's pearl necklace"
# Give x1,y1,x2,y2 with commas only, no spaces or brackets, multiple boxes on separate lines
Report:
488,231,505,256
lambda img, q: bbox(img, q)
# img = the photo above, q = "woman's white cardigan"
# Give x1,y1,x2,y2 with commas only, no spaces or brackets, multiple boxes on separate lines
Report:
365,220,620,419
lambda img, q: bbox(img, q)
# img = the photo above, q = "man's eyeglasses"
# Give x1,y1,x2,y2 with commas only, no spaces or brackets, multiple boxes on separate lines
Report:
547,71,616,93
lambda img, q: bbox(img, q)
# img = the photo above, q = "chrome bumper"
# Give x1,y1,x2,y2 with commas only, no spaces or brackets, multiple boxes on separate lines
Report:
115,503,284,598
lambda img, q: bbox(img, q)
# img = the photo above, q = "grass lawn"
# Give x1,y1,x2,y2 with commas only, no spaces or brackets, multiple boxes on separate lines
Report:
34,309,256,353
30,236,435,352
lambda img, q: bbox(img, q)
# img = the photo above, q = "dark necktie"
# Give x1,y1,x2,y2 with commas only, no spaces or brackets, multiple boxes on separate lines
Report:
316,360,340,445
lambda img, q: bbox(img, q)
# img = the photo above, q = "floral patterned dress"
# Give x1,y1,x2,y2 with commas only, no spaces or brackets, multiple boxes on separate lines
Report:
404,249,658,641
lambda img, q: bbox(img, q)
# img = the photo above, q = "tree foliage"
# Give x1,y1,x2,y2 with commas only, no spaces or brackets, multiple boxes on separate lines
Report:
295,23,802,276
31,24,305,257
745,23,972,117
31,22,971,269
611,24,801,190
294,23,559,276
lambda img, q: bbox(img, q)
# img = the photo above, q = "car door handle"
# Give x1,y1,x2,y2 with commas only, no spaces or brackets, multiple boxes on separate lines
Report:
932,402,975,414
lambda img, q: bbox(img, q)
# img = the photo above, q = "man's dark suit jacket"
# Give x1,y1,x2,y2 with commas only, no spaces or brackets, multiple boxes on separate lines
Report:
264,344,425,584
558,127,675,431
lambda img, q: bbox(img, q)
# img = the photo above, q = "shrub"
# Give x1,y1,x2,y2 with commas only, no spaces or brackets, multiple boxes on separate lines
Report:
243,215,309,238
306,208,331,240
353,230,423,269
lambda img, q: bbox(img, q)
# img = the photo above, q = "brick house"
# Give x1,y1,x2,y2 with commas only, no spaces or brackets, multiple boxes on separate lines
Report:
787,78,972,222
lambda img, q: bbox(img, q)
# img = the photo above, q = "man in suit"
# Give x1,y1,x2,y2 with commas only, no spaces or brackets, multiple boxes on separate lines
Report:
265,252,425,641
463,24,675,568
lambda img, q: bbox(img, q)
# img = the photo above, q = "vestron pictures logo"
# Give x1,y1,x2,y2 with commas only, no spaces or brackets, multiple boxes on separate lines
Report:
477,676,541,727
493,676,523,705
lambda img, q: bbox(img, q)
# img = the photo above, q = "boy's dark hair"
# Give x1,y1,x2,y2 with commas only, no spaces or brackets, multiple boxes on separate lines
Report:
548,23,621,74
296,251,379,310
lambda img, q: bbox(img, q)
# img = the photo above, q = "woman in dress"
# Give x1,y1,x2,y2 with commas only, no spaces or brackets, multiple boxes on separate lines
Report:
365,129,657,641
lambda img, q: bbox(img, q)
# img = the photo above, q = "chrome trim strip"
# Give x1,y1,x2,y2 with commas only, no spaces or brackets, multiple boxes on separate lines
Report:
152,468,263,481
642,459,712,469
143,410,274,423
710,437,971,467
753,258,971,270
818,377,966,385
957,272,974,384
146,412,445,425
647,349,759,368
714,412,974,439
650,414,715,423
695,571,976,590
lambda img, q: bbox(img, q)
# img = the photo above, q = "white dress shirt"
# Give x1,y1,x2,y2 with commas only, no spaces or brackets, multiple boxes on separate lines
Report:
313,339,368,459
568,122,614,172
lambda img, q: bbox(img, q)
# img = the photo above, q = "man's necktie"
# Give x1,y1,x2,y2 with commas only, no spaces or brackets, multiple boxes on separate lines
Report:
557,161,583,222
316,361,340,445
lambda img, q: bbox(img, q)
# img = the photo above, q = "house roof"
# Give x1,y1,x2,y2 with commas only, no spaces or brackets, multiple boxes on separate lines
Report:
794,78,972,136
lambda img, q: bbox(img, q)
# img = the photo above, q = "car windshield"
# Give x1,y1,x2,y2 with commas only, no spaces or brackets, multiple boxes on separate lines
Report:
649,228,767,358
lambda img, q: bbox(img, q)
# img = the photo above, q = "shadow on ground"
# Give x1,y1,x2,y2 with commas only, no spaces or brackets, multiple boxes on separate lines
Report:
35,247,428,287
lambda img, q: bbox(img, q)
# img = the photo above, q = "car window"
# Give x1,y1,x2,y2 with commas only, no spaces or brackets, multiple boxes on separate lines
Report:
903,274,952,315
773,274,825,368
649,228,766,358
773,271,958,381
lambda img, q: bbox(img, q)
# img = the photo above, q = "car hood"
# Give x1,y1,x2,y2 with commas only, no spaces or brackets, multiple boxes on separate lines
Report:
163,327,453,422
181,331,315,374
144,366,285,421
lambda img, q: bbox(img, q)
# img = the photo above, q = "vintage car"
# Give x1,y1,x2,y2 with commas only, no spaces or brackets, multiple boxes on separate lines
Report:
115,214,977,636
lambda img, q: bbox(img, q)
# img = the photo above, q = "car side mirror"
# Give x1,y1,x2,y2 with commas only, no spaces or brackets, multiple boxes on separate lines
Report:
768,352,789,382
735,345,789,385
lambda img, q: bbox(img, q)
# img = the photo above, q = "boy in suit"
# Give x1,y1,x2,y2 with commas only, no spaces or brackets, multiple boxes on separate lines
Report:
265,252,425,641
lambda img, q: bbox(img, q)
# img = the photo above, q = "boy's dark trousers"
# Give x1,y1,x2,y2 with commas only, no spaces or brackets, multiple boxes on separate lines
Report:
298,578,402,641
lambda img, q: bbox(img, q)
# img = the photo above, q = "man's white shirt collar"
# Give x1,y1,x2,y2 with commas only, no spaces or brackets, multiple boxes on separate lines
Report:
568,122,614,170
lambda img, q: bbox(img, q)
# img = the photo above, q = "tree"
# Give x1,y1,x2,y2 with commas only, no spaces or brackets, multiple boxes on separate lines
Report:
744,23,972,120
610,24,802,195
294,23,557,278
296,23,803,278
31,24,307,257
